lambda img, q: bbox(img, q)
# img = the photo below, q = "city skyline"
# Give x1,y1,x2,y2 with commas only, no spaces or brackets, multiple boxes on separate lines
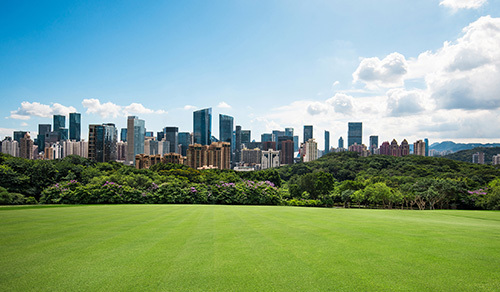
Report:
1,1,500,149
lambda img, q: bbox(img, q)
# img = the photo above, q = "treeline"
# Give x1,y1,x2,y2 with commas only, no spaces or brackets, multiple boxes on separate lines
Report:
443,147,500,164
1,152,499,210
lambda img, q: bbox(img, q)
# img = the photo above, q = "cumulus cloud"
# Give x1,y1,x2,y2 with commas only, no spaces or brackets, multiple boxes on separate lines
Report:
326,93,354,114
82,99,166,118
307,102,329,115
183,105,197,110
9,101,76,120
439,0,487,10
217,102,232,109
352,52,408,88
386,89,427,117
413,16,500,110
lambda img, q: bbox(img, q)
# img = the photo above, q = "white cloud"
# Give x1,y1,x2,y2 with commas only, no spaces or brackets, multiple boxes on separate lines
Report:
82,99,166,118
410,16,500,110
352,52,408,88
326,93,354,114
183,105,197,110
0,127,17,138
217,102,232,109
8,101,76,120
82,99,122,118
386,88,428,117
439,0,487,10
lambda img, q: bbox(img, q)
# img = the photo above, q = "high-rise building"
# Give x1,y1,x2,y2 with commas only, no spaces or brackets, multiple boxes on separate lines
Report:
390,139,400,157
234,125,242,164
348,122,362,147
325,130,330,154
121,128,127,142
280,140,294,165
261,150,280,169
178,132,191,156
472,152,485,164
261,133,273,142
146,131,154,137
285,128,294,137
272,130,285,143
69,113,81,142
492,154,500,165
293,136,299,152
424,138,429,157
339,137,344,149
126,116,145,163
157,131,165,142
117,141,127,161
37,124,51,151
193,108,212,145
219,114,234,145
303,125,313,143
241,130,251,145
13,131,28,143
164,127,179,154
400,139,410,156
186,142,231,170
380,141,390,155
20,133,33,159
53,115,65,131
262,141,276,151
304,138,318,162
414,140,426,156
241,148,262,165
369,136,378,154
1,137,19,157
89,123,117,162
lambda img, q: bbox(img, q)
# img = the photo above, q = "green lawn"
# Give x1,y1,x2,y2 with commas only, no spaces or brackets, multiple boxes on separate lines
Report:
0,205,499,291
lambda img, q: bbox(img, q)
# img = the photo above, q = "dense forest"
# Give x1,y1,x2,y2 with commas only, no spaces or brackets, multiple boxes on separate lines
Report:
443,147,500,164
1,152,499,210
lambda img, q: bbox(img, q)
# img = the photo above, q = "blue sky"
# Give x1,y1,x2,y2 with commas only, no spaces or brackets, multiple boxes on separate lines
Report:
1,0,500,148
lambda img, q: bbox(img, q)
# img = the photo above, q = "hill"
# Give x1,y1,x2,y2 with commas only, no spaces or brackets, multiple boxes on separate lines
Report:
443,147,500,164
430,141,500,153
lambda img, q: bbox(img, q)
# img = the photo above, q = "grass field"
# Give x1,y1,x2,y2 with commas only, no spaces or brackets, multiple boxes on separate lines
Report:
1,205,499,291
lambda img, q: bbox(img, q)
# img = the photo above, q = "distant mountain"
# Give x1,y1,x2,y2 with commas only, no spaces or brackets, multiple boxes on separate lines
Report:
443,147,500,164
430,141,500,153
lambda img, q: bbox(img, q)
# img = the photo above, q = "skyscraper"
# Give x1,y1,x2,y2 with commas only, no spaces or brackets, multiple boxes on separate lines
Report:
339,137,344,149
424,138,429,157
37,124,51,151
53,115,68,141
285,128,294,137
126,116,145,163
219,114,234,146
69,113,81,141
193,108,212,145
20,133,33,159
272,130,285,143
178,132,191,156
325,130,330,154
303,125,313,143
348,122,362,147
241,130,251,145
261,133,272,142
164,127,179,154
121,128,127,142
369,135,378,154
13,131,28,143
234,125,242,164
89,123,117,162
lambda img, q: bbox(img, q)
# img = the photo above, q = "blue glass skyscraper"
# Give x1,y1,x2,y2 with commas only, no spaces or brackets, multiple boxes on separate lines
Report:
193,108,212,145
164,127,179,154
219,114,234,144
348,122,362,146
126,116,145,163
325,130,330,154
69,113,81,141
304,125,313,143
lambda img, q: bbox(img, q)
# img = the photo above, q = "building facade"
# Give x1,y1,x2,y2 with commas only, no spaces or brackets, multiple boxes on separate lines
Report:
126,116,145,163
69,113,81,142
89,123,118,162
348,122,362,147
303,125,313,143
261,150,280,169
193,108,212,145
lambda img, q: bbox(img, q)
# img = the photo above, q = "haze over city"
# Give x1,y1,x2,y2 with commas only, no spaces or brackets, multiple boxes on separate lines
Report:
1,0,500,149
